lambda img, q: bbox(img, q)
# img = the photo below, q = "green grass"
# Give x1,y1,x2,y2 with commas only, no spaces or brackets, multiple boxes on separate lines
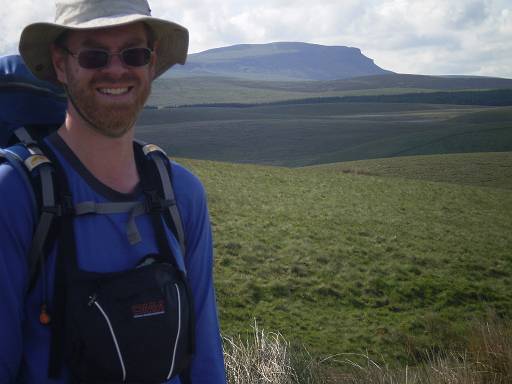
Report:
174,157,512,364
310,152,512,190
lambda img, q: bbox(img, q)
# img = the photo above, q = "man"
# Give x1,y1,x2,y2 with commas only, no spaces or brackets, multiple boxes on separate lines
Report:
0,0,226,383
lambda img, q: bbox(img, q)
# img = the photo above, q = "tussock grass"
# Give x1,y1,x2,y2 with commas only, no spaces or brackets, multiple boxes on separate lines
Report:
465,314,512,382
223,322,326,384
223,315,512,384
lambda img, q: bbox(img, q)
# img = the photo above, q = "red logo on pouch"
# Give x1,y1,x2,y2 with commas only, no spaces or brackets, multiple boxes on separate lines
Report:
131,300,165,318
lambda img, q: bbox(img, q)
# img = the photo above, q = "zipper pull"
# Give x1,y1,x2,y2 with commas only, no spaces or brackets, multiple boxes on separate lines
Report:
88,294,97,306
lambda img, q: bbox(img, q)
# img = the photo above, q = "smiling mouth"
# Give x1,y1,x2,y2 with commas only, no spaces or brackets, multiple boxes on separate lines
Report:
97,87,133,95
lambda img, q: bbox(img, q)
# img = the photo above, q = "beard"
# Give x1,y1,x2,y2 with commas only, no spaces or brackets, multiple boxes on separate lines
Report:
65,70,151,138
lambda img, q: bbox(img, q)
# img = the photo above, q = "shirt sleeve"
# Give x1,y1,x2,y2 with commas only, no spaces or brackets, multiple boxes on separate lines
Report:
0,163,34,383
172,163,226,384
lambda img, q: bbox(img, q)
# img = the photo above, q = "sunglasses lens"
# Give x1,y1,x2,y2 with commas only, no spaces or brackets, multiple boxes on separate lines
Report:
121,48,152,67
73,48,152,69
77,50,110,69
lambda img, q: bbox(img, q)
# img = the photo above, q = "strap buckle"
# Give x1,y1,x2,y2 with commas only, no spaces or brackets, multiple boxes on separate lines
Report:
144,190,175,213
24,154,51,172
142,143,166,157
42,195,74,217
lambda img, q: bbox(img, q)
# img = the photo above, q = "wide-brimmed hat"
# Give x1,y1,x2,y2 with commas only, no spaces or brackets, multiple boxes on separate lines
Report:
19,0,189,83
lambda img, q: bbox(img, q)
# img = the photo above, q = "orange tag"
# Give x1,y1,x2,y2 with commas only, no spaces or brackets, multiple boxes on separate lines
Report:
39,304,51,325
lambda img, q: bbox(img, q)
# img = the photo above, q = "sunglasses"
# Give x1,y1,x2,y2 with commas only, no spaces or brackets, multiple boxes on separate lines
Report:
61,46,153,69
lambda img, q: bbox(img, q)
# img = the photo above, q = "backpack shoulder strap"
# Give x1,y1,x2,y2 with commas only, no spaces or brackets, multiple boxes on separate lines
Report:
2,132,188,285
1,127,61,291
135,140,196,364
134,140,186,257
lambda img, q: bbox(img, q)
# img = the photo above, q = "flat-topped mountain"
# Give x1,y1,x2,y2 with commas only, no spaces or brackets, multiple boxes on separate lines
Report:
165,42,393,81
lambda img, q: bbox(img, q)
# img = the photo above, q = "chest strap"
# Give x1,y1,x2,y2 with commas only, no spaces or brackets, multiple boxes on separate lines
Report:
74,198,176,245
7,128,187,290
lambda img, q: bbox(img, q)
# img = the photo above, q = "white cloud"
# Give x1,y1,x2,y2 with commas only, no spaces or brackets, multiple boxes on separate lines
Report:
1,0,511,78
0,1,54,56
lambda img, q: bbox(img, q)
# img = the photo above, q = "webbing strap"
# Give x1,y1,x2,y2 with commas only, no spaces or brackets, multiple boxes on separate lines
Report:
27,161,56,290
127,203,146,244
37,137,70,380
14,127,42,154
150,154,186,257
27,212,55,288
40,166,55,207
74,200,142,215
74,201,147,245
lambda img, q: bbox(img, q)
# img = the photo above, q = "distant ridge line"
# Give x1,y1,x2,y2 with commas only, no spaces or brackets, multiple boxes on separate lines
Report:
167,41,391,81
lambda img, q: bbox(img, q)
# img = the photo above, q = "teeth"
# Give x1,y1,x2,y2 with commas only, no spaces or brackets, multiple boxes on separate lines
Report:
99,87,129,95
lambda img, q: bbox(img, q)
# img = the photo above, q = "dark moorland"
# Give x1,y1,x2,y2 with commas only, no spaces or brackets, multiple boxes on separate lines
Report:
137,103,512,166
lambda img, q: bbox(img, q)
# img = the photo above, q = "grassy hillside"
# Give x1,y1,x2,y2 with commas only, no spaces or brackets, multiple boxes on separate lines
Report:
310,152,512,190
177,156,512,364
137,104,512,166
149,76,436,106
149,74,512,106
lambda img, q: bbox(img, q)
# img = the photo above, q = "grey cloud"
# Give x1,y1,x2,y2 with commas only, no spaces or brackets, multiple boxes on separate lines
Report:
387,33,462,51
450,0,490,28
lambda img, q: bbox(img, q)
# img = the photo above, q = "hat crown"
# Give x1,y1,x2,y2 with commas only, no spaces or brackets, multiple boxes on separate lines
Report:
55,0,152,26
20,0,188,83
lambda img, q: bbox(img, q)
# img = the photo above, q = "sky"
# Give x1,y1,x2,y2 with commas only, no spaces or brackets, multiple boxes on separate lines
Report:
1,0,511,78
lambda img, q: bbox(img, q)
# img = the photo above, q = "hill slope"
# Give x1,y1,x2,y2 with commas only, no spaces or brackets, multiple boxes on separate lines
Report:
150,73,512,107
165,42,392,81
309,152,512,190
178,157,512,362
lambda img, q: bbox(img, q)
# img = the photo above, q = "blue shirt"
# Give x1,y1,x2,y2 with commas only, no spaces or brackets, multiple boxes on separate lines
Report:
0,133,226,383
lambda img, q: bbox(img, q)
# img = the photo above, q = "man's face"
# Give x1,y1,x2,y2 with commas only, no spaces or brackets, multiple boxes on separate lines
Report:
52,23,156,138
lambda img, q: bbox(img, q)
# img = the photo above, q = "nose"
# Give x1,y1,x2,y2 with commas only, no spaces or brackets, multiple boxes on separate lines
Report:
102,52,128,75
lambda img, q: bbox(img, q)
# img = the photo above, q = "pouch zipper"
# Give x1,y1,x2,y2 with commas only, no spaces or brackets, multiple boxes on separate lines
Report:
90,296,127,381
166,284,182,380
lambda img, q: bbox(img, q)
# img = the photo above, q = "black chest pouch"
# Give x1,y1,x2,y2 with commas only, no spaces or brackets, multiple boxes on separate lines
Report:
64,256,194,383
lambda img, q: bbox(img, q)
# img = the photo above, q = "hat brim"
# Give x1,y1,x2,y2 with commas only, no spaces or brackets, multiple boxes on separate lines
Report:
19,14,188,83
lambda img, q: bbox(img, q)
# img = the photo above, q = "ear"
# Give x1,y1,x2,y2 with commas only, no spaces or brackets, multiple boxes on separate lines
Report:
51,43,69,85
149,40,159,79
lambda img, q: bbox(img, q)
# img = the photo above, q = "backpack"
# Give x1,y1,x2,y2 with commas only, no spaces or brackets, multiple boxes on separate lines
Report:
0,55,194,383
